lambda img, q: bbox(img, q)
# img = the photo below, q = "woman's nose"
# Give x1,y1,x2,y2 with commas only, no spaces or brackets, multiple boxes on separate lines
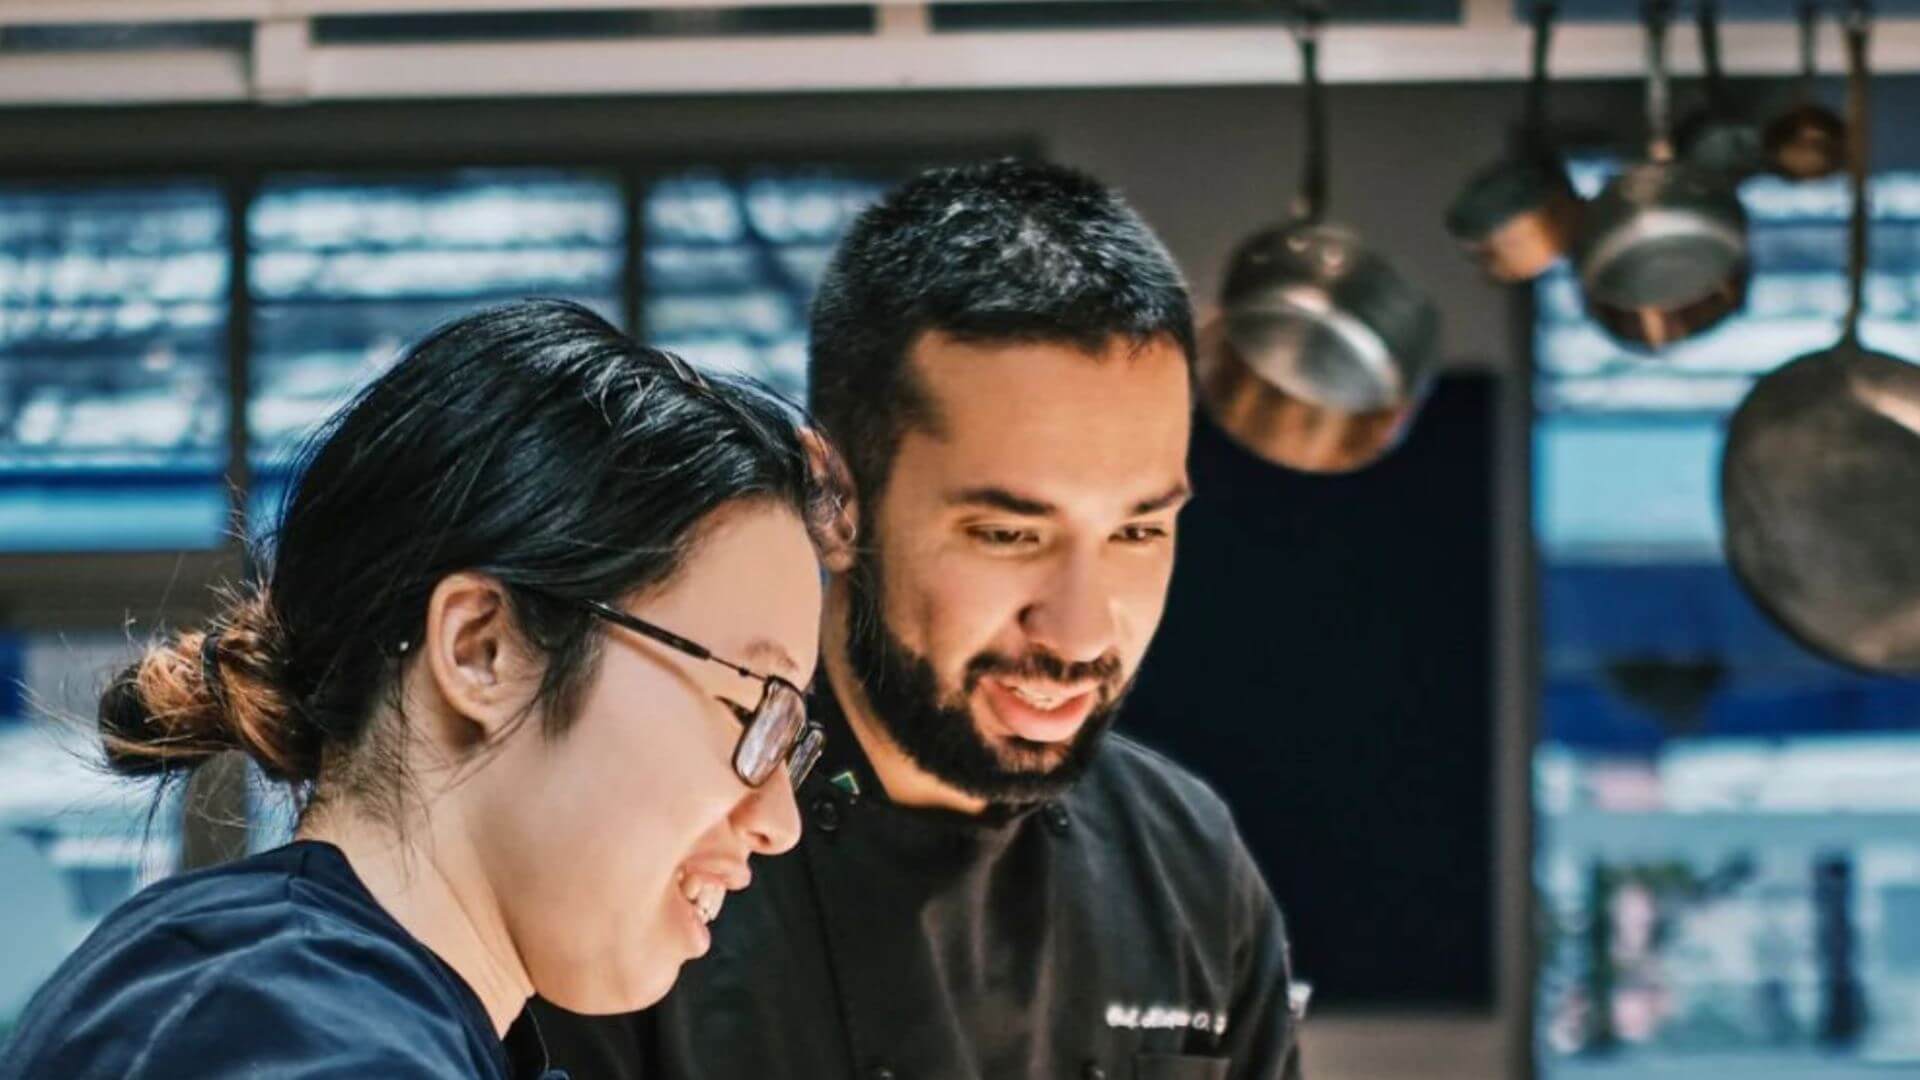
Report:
734,772,804,855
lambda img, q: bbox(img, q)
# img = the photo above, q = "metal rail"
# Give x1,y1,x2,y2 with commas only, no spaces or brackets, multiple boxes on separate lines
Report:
0,1,1916,105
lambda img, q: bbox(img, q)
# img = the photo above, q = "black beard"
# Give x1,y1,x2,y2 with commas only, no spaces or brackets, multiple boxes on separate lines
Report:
840,543,1131,806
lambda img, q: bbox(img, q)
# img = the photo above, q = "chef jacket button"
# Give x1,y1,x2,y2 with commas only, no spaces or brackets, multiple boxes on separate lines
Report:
1081,1063,1107,1080
1043,802,1070,835
811,797,841,832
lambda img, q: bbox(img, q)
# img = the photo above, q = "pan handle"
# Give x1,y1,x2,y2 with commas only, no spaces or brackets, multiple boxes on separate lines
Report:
1291,1,1328,223
1696,0,1735,122
1521,1,1558,154
1797,1,1821,95
1841,0,1872,343
1643,0,1674,163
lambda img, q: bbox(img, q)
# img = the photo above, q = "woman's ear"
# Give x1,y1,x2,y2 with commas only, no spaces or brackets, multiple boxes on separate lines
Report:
420,572,541,744
799,426,858,575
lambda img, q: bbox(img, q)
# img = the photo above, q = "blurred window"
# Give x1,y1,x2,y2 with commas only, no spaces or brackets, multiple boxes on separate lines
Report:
246,168,626,538
0,180,230,552
643,169,892,402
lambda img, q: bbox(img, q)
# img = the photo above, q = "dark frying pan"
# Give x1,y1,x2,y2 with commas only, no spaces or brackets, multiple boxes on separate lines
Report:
1446,1,1583,284
1764,1,1848,181
1197,5,1439,474
1720,2,1920,674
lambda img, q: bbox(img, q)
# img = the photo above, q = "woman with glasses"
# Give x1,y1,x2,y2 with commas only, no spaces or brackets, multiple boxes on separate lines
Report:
0,299,837,1080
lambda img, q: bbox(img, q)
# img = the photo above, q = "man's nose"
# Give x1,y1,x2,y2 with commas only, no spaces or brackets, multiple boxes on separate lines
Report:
1018,550,1119,665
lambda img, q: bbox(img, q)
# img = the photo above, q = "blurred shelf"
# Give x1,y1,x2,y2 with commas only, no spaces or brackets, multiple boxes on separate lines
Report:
1547,1051,1920,1078
1544,810,1920,860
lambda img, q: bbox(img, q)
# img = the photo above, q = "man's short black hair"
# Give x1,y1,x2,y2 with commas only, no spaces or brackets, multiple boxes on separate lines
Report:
807,157,1195,503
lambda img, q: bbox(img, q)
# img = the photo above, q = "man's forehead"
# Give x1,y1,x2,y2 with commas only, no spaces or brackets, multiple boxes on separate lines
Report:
906,328,1182,375
903,330,1190,433
889,348,1190,518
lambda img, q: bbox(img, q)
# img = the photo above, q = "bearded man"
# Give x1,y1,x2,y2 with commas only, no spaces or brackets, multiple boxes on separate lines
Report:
534,158,1306,1080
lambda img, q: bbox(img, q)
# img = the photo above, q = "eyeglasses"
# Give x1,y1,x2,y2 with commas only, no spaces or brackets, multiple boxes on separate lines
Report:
574,598,824,791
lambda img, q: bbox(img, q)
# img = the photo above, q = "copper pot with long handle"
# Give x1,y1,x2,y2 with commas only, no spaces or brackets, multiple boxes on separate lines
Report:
1198,4,1439,474
1574,0,1749,351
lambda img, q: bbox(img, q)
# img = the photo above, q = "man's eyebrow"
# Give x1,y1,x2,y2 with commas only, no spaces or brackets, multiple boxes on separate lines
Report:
1130,483,1193,516
945,486,1056,516
945,483,1194,518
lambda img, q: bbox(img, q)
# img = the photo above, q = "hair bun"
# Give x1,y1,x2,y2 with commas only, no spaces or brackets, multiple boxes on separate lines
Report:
96,589,318,782
97,661,176,777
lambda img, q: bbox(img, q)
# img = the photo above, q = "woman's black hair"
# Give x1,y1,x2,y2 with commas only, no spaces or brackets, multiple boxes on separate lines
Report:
98,298,841,816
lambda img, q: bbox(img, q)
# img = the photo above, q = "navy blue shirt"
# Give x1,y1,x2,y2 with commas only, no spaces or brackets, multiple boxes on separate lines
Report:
1,840,560,1079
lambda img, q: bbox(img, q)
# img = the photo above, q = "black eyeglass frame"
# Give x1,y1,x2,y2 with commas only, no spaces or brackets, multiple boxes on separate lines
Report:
570,596,823,791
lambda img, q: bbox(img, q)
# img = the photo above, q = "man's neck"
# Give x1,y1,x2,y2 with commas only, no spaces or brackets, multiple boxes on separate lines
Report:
822,589,988,816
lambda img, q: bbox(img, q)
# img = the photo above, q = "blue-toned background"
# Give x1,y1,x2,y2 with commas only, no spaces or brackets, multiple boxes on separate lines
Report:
1532,164,1920,1076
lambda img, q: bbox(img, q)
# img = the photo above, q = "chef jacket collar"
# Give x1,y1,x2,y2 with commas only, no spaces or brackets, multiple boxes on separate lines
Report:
806,687,1049,829
504,1002,567,1080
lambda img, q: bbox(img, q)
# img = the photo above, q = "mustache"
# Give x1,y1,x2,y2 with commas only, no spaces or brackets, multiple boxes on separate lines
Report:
962,649,1125,700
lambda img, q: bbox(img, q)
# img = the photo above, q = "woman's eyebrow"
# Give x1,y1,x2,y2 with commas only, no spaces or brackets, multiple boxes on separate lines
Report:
739,638,801,680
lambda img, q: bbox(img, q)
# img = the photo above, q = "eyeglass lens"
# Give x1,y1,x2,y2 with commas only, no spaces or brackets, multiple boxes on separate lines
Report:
734,681,821,790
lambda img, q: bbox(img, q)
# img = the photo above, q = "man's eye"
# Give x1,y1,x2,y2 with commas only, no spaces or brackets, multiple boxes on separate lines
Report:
1115,523,1172,545
968,526,1040,549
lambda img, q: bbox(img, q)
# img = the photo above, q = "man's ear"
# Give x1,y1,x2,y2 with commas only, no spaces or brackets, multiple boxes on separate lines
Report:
799,426,859,575
420,572,541,744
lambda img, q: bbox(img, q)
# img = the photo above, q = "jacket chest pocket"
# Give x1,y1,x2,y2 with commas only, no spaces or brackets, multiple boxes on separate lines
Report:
1133,1053,1229,1080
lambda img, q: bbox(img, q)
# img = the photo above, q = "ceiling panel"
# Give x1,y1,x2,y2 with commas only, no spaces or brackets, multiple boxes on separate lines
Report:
931,0,1461,30
1530,0,1920,20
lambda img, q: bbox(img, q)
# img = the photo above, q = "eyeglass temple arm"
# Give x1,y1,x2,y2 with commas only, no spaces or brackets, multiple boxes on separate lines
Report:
577,599,760,682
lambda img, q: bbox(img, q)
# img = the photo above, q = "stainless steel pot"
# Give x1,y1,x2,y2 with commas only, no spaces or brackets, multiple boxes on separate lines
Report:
1199,7,1439,474
1575,0,1749,350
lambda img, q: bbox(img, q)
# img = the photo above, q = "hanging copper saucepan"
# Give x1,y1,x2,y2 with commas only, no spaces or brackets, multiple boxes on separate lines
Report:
1676,0,1765,185
1720,2,1920,674
1445,0,1583,284
1764,1,1848,181
1574,0,1749,351
1197,4,1440,474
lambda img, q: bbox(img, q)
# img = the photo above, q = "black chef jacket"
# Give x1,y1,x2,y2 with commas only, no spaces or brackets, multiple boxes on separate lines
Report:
0,840,561,1080
534,694,1305,1080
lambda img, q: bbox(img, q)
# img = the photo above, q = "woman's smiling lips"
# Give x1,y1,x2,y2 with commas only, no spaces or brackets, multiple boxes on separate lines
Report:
671,859,751,955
